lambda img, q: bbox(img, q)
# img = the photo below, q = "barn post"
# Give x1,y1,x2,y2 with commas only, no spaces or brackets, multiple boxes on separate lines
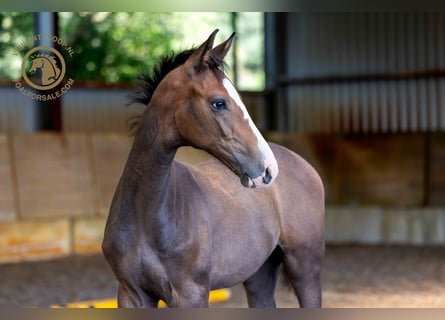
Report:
33,12,62,131
265,12,289,132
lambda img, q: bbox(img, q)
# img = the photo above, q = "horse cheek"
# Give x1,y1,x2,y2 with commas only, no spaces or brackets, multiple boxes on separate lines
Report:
175,104,206,147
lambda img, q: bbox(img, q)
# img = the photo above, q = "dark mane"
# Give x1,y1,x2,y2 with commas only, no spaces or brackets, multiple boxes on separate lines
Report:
130,49,196,106
127,48,196,134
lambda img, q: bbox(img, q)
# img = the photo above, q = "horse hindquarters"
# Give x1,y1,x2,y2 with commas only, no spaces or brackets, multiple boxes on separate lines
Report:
271,144,325,308
281,245,323,308
242,244,323,308
280,203,324,308
242,246,283,308
242,243,323,308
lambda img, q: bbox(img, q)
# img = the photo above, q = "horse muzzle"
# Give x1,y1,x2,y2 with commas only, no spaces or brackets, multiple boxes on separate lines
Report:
240,165,277,189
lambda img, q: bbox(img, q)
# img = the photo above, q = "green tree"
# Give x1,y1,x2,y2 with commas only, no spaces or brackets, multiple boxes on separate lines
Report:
60,12,179,83
0,12,33,79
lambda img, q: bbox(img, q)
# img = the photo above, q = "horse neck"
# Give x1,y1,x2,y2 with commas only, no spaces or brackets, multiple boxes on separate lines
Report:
122,106,178,204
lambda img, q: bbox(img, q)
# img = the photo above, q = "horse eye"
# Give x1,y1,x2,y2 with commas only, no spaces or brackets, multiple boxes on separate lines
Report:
210,99,228,111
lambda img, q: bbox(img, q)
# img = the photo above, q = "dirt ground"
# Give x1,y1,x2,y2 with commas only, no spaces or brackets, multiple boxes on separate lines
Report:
0,245,444,308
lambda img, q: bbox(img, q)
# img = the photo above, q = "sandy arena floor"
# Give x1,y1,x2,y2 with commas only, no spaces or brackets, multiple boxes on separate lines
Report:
0,245,444,308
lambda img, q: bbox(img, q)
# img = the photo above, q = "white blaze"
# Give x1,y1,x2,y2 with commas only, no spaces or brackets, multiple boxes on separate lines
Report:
222,78,279,182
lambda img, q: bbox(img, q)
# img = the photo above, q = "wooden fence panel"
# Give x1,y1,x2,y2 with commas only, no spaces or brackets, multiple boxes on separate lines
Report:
429,133,445,205
0,134,16,222
89,134,132,216
334,134,425,206
267,133,426,206
13,133,95,219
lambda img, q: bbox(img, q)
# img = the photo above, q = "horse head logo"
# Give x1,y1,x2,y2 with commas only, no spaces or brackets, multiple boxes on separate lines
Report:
28,53,62,86
21,45,66,91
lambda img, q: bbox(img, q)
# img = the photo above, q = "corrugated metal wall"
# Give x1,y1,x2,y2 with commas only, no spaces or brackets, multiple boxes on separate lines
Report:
62,88,142,132
280,12,445,133
0,87,37,132
0,86,143,133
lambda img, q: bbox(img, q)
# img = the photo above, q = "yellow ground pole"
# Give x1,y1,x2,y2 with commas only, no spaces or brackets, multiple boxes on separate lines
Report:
51,288,231,308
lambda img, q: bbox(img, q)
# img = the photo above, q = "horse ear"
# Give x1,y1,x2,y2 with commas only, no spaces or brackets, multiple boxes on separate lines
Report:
187,29,219,71
207,32,235,65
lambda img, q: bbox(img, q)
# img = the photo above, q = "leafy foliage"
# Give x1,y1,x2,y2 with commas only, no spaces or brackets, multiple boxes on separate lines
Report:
59,12,181,83
0,12,34,79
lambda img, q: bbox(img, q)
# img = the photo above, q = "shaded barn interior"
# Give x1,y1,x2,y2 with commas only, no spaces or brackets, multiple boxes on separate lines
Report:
265,13,445,245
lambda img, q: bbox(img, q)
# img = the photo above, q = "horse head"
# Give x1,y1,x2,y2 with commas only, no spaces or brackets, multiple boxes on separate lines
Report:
28,57,44,74
28,55,61,85
153,30,279,189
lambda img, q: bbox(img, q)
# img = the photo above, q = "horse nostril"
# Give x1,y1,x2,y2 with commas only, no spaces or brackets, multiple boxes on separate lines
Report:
240,174,251,188
263,167,272,184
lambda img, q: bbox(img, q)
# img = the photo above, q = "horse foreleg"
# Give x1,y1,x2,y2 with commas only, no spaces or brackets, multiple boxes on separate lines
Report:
117,283,159,308
282,245,323,308
166,283,210,308
242,246,283,308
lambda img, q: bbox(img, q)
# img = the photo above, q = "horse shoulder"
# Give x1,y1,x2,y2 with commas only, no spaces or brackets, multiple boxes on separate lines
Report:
175,158,234,191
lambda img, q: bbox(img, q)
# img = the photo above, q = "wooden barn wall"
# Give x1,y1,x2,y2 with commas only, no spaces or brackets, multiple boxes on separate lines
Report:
275,12,445,134
265,132,445,207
